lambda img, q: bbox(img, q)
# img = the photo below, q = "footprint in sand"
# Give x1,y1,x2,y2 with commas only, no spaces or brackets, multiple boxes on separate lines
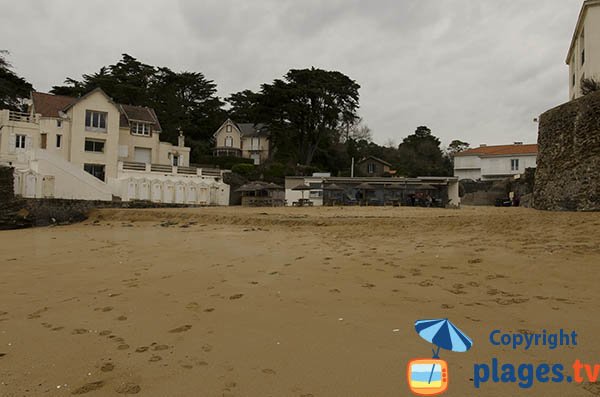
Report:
262,368,277,375
71,381,105,394
149,355,162,362
202,344,213,353
169,325,192,333
329,289,341,293
99,330,112,336
116,383,141,394
419,280,434,287
100,363,114,372
135,346,149,353
468,258,483,264
229,294,244,300
27,307,48,319
117,316,128,321
153,344,170,351
362,283,376,289
204,308,215,312
72,328,88,335
117,344,130,350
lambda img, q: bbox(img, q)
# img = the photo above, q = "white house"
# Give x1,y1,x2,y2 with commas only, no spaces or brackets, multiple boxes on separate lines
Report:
213,119,270,165
567,0,600,100
453,143,538,181
0,88,229,205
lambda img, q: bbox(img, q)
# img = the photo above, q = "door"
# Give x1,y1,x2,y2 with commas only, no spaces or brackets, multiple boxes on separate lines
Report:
134,147,152,163
251,153,260,165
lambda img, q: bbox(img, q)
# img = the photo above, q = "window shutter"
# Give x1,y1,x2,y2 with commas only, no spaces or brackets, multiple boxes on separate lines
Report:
9,133,16,153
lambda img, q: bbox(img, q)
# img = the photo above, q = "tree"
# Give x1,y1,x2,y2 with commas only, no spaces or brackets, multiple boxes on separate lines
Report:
396,126,452,177
581,77,600,96
51,54,225,146
446,140,470,158
0,50,33,111
229,67,360,167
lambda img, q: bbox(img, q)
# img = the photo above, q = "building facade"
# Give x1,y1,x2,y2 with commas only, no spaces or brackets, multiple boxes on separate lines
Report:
453,143,538,181
213,119,270,165
567,0,600,100
0,89,229,204
285,175,460,208
356,156,392,177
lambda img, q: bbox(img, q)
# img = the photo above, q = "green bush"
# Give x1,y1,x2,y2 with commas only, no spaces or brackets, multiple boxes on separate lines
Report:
193,156,254,170
231,163,256,177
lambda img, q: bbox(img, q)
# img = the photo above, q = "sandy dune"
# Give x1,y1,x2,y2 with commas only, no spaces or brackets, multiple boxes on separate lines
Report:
0,206,599,396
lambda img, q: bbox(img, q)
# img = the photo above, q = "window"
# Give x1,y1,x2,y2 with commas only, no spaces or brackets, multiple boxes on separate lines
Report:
573,74,576,87
84,164,105,181
131,122,151,136
57,119,63,128
171,154,179,166
511,159,519,171
40,134,47,149
56,135,62,148
15,134,26,149
225,136,233,147
85,139,105,153
251,137,259,150
581,30,585,66
226,125,232,132
85,110,107,131
367,162,376,174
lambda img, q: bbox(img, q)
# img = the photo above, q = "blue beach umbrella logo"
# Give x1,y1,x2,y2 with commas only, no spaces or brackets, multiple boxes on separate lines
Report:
415,318,473,358
407,319,473,395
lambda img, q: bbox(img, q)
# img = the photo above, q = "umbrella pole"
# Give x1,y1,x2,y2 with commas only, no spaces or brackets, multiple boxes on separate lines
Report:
427,346,441,384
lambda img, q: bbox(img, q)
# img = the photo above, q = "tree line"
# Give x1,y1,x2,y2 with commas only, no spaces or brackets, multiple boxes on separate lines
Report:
1,51,471,177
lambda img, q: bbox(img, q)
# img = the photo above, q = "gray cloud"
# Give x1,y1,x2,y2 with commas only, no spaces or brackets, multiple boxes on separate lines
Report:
0,0,584,147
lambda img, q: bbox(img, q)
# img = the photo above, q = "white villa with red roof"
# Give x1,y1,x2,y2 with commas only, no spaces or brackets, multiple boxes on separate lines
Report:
0,88,229,204
453,143,538,181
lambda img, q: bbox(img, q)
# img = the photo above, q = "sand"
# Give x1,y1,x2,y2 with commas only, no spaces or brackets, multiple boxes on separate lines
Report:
0,206,599,396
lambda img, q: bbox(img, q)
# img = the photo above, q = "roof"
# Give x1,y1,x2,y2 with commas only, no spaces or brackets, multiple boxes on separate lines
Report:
566,0,600,63
31,89,162,132
357,156,392,167
31,92,77,118
455,144,538,157
236,122,268,137
214,119,269,137
120,104,162,132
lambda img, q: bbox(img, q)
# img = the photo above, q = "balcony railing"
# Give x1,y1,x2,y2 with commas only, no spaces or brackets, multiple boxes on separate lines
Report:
2,110,38,124
120,161,225,178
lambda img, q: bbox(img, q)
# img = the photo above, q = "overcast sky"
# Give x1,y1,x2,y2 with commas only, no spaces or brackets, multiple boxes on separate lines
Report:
0,0,584,147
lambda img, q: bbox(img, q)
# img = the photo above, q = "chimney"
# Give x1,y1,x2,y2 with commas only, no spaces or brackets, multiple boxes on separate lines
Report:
178,129,185,147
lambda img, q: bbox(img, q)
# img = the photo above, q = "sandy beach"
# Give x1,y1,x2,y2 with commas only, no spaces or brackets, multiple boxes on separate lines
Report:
1,206,600,396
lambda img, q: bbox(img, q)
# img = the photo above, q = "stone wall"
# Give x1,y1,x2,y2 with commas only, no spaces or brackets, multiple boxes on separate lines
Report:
534,91,600,211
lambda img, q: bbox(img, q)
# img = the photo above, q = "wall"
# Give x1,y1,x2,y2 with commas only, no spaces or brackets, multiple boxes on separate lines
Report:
214,121,242,149
569,4,600,100
68,91,121,180
480,155,537,178
534,90,600,211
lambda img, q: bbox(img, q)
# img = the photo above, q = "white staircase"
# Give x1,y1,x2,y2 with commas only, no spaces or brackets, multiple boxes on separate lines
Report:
14,149,113,201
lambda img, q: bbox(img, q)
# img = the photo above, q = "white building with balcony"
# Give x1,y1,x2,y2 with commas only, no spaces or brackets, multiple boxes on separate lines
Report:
0,89,229,205
453,143,538,181
213,119,270,165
